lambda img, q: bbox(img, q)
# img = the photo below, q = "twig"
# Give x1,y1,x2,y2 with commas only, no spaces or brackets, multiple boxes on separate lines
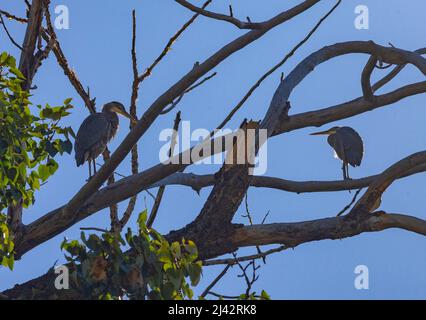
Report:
243,194,265,263
175,0,262,29
203,245,287,266
0,9,28,23
160,72,217,114
119,10,140,231
336,188,363,216
206,291,260,299
200,265,231,298
232,252,259,297
95,162,127,179
80,227,109,233
0,13,24,50
43,4,96,113
138,0,212,84
147,111,182,228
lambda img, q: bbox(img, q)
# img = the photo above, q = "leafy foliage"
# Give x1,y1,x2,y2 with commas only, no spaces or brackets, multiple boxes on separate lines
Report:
0,52,74,269
61,210,203,300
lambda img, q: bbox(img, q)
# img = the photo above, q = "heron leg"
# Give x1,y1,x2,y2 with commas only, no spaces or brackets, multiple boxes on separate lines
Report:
88,161,92,180
345,163,351,180
341,162,347,180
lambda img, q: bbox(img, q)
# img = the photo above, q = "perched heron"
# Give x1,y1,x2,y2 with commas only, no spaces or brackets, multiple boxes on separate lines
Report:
75,101,137,179
310,126,364,180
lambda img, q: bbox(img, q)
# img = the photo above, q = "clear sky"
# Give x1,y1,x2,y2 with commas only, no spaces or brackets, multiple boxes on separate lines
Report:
1,0,426,299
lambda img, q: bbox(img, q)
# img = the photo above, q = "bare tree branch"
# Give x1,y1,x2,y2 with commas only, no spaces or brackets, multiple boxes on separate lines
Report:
200,265,231,298
138,0,212,83
232,212,426,250
5,211,426,299
175,0,261,29
147,111,181,228
0,9,28,23
361,55,378,100
350,151,426,215
7,0,44,234
203,245,287,266
0,13,24,50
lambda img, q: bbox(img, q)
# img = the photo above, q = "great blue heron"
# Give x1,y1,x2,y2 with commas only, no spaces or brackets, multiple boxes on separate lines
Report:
75,101,137,179
310,126,364,180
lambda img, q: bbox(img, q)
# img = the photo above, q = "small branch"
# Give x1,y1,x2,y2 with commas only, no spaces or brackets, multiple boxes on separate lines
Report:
203,245,287,266
243,194,264,263
0,9,28,23
0,13,24,50
160,72,217,115
118,9,140,231
200,265,231,298
138,0,211,83
175,0,262,29
43,5,95,113
336,188,363,216
147,111,182,228
206,291,261,299
80,227,109,233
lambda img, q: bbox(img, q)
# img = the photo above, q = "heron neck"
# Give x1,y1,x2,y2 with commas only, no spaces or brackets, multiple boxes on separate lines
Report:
104,111,119,138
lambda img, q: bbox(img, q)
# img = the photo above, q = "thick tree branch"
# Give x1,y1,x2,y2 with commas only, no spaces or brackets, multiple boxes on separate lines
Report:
150,163,426,193
18,0,43,91
231,212,426,250
7,0,44,234
4,211,426,299
361,55,378,100
274,80,426,135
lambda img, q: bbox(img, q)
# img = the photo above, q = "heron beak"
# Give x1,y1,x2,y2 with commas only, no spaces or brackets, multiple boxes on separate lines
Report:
119,110,138,124
310,129,332,136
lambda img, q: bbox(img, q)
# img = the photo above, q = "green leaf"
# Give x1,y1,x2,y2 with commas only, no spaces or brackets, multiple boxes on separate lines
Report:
18,162,27,180
260,290,271,300
188,262,202,286
38,164,50,181
63,98,73,105
137,209,148,230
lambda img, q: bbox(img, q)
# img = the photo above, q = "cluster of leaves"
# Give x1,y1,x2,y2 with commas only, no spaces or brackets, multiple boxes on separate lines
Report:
0,51,74,269
61,210,203,300
0,214,13,270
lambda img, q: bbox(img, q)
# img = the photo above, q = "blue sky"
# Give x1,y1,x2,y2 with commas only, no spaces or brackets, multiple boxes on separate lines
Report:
1,0,426,299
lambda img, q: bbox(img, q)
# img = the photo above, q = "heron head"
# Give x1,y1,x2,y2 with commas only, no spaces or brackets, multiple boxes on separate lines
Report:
103,101,138,123
310,126,341,136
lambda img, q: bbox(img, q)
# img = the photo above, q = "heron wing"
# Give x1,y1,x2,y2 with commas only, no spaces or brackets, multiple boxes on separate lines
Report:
329,127,364,167
74,113,111,166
